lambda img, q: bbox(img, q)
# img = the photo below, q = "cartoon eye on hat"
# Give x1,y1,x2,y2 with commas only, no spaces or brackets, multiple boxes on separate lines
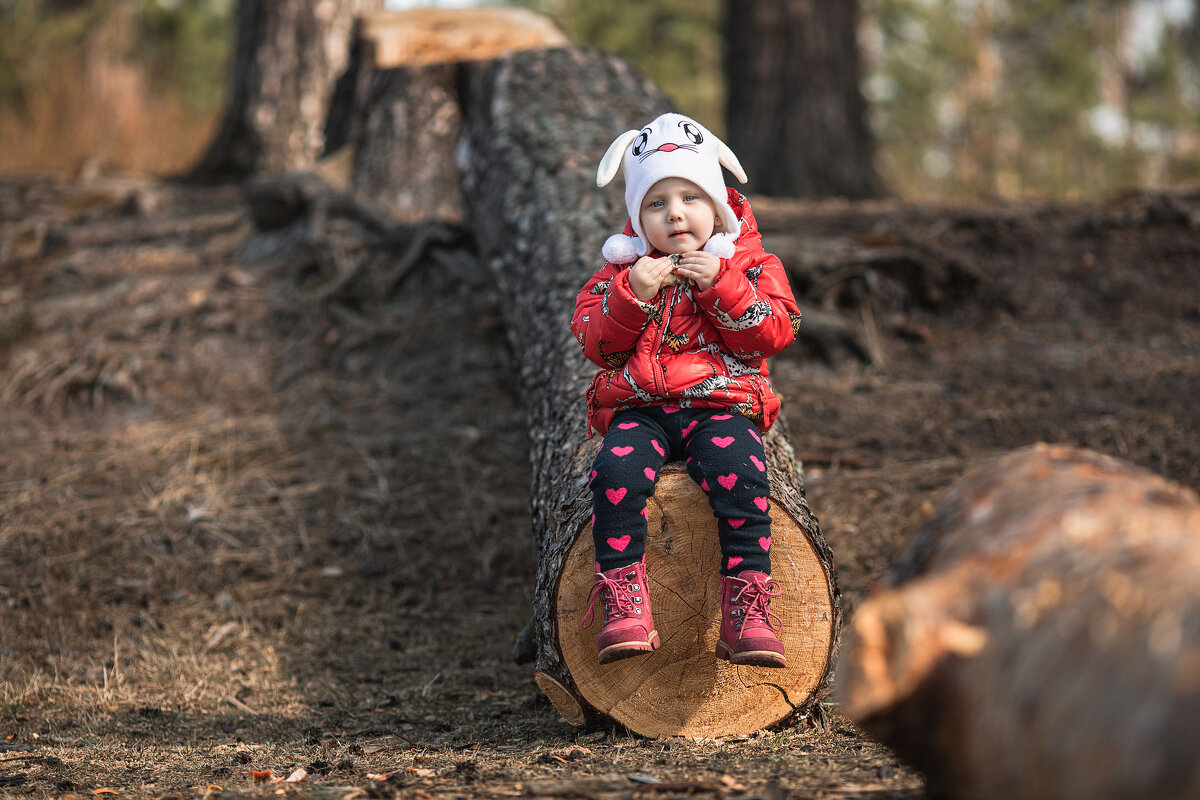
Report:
595,112,748,264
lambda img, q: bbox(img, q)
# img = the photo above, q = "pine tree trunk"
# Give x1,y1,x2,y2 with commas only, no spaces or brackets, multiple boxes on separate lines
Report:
838,444,1200,800
189,0,383,179
457,47,839,737
724,0,881,199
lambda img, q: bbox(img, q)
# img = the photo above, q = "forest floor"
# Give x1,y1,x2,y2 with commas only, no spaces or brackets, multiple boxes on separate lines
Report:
1,173,1197,800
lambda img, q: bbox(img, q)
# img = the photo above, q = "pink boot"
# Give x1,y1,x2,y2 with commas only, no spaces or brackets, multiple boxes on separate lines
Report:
716,571,786,668
582,560,658,663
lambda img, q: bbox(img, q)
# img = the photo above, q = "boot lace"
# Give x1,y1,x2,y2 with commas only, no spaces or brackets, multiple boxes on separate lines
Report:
582,571,638,629
732,574,782,636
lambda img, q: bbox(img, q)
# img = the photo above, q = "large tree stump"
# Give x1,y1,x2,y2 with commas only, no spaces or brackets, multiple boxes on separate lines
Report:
190,0,384,179
455,48,838,737
837,444,1200,799
323,8,570,222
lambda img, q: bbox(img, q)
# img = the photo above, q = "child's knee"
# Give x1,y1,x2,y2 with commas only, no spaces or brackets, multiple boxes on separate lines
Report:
590,451,636,492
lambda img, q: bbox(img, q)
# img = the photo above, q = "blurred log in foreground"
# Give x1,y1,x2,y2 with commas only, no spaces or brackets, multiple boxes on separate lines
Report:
838,444,1200,800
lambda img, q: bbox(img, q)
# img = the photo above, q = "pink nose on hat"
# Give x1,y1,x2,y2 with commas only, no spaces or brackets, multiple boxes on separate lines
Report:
656,143,679,152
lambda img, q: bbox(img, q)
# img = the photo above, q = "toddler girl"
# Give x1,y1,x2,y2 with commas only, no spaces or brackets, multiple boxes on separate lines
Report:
571,113,801,668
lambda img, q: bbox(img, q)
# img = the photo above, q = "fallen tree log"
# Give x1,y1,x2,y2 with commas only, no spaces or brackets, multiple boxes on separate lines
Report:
215,3,839,735
838,444,1200,799
454,48,838,737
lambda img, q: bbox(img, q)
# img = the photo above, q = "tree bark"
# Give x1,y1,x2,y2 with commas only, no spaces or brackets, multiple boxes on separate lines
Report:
724,0,881,199
837,444,1200,800
351,63,464,224
321,8,571,222
189,0,383,179
457,47,838,737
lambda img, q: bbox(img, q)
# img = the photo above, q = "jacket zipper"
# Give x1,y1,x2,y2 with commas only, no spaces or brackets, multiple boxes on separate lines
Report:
650,286,677,397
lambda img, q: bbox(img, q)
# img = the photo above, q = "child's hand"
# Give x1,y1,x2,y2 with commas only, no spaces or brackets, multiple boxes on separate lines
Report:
628,255,676,301
672,251,722,291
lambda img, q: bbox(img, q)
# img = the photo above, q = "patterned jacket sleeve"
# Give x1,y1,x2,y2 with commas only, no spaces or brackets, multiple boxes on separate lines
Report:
571,262,654,369
691,246,800,360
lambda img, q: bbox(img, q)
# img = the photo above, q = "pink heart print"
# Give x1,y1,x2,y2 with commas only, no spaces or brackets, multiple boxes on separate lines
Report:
641,507,648,518
712,436,735,448
606,487,627,504
712,414,732,420
727,556,744,570
682,420,698,438
611,445,634,456
700,479,710,492
750,455,765,472
747,427,762,444
728,518,746,529
663,406,680,414
589,470,597,483
608,535,631,552
758,536,772,551
651,440,665,457
718,473,738,490
754,496,769,511
617,421,639,429
644,467,656,481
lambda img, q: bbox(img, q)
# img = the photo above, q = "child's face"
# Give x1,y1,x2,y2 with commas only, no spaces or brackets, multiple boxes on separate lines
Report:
639,177,719,255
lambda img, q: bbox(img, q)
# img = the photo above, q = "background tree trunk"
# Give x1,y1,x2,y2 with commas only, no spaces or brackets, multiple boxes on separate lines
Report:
457,47,838,737
189,0,383,179
724,0,882,199
837,444,1200,800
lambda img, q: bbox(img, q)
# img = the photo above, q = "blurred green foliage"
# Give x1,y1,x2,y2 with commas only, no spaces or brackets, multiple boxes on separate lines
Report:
0,0,231,114
864,0,1199,197
525,0,1200,199
132,0,232,113
2,0,1198,198
515,0,725,133
0,0,231,172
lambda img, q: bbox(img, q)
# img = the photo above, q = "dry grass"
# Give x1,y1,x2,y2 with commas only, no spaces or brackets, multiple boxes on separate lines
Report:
4,175,1198,798
0,6,222,177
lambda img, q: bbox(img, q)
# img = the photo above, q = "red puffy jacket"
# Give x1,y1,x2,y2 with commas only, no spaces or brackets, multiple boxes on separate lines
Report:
572,190,800,436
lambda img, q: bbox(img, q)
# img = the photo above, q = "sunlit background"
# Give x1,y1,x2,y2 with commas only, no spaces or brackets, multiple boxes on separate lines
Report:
2,0,1198,199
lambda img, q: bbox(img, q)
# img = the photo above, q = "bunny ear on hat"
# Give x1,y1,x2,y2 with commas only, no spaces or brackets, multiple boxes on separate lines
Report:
717,138,748,185
597,129,639,187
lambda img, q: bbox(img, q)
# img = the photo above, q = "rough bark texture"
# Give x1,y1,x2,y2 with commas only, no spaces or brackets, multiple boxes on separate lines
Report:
321,8,571,222
190,0,383,179
838,444,1200,800
724,0,881,199
351,64,464,223
456,48,838,736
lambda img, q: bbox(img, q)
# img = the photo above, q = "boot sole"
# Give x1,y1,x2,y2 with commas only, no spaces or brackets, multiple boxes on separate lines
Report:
716,641,786,668
599,630,659,664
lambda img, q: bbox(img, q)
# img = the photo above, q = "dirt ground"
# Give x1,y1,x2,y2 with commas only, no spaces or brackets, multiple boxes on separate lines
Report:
1,173,1197,800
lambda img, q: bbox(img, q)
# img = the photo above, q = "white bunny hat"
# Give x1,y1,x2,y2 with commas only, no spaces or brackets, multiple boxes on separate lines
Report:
596,112,748,264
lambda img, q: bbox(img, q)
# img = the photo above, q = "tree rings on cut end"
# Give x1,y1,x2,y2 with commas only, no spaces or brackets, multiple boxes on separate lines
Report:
554,464,835,737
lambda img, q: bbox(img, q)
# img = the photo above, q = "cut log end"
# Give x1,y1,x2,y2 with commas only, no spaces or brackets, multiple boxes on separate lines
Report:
534,671,587,727
553,465,836,738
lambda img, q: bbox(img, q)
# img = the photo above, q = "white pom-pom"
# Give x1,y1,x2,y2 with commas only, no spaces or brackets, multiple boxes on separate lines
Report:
703,232,737,259
602,234,642,264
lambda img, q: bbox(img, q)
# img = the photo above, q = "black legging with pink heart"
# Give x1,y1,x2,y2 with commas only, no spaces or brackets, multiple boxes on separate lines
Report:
589,406,773,576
